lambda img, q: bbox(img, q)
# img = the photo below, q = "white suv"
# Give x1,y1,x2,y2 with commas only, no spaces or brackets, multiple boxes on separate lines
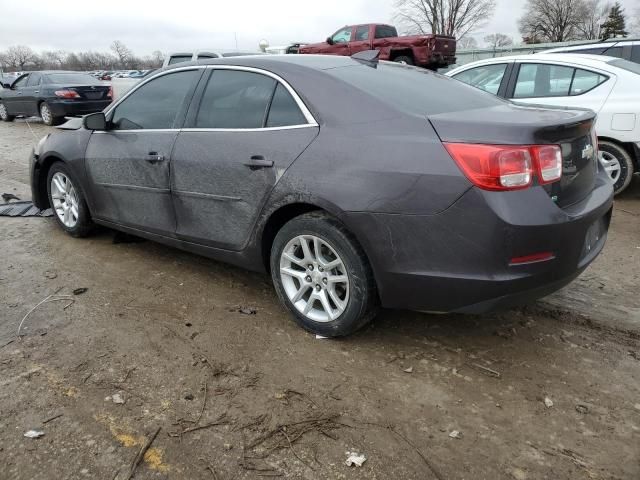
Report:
447,53,640,194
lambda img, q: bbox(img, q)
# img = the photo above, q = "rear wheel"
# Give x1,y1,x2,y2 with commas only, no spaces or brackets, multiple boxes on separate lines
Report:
270,212,378,337
599,140,634,195
393,55,414,65
0,101,15,122
40,102,62,126
46,162,94,237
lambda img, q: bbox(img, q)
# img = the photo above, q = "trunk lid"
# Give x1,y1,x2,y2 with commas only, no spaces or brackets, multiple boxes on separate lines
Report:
429,103,598,208
52,84,111,100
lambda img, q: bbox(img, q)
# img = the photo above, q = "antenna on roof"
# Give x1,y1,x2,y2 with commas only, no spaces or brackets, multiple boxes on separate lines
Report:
351,50,380,67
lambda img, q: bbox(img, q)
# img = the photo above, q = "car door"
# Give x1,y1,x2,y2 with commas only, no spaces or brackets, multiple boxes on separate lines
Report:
349,25,371,55
84,68,203,235
22,72,42,116
171,67,319,250
3,74,29,115
328,26,353,55
450,62,512,97
508,62,614,112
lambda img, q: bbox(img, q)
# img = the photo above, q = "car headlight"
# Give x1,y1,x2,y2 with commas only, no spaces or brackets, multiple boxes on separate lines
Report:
34,134,49,157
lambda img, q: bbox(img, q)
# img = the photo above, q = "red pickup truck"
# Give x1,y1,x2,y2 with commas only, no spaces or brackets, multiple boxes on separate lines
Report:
299,23,456,70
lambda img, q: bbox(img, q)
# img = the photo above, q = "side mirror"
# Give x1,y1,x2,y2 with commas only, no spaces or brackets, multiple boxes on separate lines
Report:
83,112,107,131
326,37,334,45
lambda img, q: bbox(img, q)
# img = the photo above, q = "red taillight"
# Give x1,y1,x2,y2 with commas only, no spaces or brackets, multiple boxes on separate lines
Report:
444,143,563,191
54,89,80,99
107,86,113,98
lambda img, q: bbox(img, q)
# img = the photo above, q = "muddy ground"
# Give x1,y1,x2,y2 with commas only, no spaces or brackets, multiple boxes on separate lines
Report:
0,119,639,480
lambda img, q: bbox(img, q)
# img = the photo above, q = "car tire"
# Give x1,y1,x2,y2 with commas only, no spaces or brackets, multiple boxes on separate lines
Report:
0,101,15,122
46,162,94,237
599,140,634,195
270,211,378,337
40,102,62,126
394,55,414,65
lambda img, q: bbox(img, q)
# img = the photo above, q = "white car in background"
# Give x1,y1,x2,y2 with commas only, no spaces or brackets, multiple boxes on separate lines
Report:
447,53,640,194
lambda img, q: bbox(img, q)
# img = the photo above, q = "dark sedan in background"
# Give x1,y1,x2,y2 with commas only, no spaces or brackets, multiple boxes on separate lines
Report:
0,71,111,125
28,54,613,336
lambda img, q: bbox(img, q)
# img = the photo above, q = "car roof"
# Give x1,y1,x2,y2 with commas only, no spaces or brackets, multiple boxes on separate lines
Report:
159,54,365,73
448,53,623,73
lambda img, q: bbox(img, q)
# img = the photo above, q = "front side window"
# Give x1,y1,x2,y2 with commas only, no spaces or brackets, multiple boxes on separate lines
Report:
453,63,507,95
513,63,574,98
195,70,275,128
111,70,199,130
168,55,193,65
12,75,29,88
332,27,352,44
266,83,307,127
354,26,369,41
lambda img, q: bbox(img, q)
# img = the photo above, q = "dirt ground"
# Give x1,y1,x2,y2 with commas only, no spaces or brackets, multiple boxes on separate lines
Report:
0,119,639,480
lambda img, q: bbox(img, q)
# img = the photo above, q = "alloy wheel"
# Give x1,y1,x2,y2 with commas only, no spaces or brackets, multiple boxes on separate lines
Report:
50,172,79,228
40,104,51,124
600,151,621,183
279,235,349,322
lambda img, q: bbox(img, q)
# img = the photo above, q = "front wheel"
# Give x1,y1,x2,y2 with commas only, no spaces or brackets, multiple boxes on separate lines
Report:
599,140,634,195
0,101,15,122
270,212,378,337
46,162,94,237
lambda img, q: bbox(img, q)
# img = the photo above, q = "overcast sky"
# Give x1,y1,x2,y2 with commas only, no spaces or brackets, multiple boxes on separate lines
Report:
0,0,637,55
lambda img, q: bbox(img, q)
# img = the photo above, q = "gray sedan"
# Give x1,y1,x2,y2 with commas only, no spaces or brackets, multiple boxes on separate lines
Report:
29,54,613,336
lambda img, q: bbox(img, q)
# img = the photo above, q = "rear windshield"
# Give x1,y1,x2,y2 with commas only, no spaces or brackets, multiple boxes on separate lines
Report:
325,62,504,116
46,73,101,84
220,52,262,57
168,55,193,65
607,58,640,75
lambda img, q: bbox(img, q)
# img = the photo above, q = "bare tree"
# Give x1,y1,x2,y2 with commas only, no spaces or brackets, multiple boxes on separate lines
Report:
394,0,497,38
575,0,611,39
110,40,133,68
519,0,586,43
484,33,514,48
39,50,65,70
458,36,479,48
3,45,38,70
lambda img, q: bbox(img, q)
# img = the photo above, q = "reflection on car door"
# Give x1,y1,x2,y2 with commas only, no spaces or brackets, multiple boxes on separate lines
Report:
84,69,202,235
171,68,319,250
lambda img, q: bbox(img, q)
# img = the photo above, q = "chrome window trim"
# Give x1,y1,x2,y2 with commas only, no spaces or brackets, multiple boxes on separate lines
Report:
103,64,318,131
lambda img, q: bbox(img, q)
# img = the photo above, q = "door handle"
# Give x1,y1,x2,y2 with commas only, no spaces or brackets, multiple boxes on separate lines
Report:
244,155,274,170
34,90,39,94
145,152,165,164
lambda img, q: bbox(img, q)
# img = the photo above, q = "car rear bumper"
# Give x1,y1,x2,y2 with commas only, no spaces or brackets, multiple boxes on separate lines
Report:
341,170,614,314
47,99,111,117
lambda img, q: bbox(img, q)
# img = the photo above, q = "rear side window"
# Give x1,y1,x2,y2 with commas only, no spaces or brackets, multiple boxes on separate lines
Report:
26,73,42,86
632,46,640,64
354,26,369,41
570,69,607,95
325,62,504,116
195,70,276,128
453,63,507,95
601,46,623,58
266,83,307,127
111,70,199,130
514,64,607,98
609,58,640,74
375,25,397,39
